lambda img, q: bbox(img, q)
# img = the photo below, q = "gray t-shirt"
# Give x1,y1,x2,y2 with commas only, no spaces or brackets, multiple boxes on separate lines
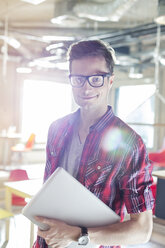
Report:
62,126,84,178
48,128,84,248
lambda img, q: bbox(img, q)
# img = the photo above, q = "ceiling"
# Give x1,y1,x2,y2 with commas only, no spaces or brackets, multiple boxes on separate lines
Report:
0,0,165,81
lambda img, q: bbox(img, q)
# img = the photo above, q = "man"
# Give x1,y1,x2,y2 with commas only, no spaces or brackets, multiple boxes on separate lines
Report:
33,40,154,248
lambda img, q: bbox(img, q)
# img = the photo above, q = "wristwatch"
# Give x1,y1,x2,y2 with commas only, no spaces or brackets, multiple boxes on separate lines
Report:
78,227,90,245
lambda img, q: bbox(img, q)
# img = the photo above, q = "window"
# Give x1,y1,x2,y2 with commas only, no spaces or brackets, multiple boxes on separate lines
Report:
116,84,156,148
22,80,72,143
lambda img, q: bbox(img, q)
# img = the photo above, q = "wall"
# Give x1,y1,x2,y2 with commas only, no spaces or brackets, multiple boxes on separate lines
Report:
0,60,20,131
0,60,21,164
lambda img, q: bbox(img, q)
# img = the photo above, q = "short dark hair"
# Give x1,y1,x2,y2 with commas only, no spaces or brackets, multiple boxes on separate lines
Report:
67,40,116,74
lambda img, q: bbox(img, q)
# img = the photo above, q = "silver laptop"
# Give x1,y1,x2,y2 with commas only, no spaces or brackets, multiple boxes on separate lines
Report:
22,167,120,231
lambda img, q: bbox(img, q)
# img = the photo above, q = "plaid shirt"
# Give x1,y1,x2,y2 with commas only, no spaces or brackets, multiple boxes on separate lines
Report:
33,106,154,248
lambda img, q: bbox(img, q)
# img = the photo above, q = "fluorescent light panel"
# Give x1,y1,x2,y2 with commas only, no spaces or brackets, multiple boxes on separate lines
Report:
42,36,75,41
21,0,46,5
0,36,21,49
16,67,32,73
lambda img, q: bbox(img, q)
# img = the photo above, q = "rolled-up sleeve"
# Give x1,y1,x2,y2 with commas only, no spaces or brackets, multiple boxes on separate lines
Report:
119,137,155,214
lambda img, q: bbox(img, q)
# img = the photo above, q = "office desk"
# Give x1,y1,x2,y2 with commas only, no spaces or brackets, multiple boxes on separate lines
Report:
152,170,165,220
4,179,42,247
152,170,165,179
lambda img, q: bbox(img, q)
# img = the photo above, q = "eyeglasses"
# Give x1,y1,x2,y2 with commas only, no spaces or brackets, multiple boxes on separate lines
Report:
69,73,111,88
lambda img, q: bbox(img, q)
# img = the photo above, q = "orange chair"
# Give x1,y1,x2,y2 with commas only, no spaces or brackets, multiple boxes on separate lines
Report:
9,169,29,206
11,133,36,164
11,133,35,152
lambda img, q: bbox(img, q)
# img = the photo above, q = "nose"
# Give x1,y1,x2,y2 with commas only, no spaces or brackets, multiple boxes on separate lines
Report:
82,81,92,95
82,78,92,90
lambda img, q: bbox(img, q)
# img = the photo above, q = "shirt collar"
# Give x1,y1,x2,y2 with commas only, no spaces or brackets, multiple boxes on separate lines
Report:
70,106,114,132
90,105,115,132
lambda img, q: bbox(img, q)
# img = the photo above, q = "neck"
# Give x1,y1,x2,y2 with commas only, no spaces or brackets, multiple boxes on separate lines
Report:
77,105,108,144
79,105,108,130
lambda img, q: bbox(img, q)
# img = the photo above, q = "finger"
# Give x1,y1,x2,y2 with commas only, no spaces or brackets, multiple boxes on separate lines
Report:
46,238,62,247
49,240,70,248
35,216,47,222
35,216,61,226
37,228,48,239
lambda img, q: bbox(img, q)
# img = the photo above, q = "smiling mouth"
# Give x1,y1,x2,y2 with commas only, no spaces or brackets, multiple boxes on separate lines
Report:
80,95,98,100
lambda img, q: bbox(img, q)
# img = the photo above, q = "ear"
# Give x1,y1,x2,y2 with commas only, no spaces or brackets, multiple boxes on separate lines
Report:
108,75,114,88
109,75,114,85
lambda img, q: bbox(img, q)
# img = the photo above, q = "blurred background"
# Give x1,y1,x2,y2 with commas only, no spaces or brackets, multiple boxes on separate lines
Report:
0,0,165,157
0,0,165,247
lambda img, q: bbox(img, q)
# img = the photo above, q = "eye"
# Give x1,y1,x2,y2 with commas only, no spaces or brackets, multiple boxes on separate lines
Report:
72,76,84,86
76,77,83,83
90,76,102,84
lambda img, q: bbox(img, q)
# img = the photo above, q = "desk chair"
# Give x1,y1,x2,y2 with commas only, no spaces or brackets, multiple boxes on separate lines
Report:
3,170,30,247
0,208,13,248
7,170,35,247
149,149,165,168
9,169,29,206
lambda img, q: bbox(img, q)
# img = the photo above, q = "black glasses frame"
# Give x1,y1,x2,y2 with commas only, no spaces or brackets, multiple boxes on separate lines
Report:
69,73,111,88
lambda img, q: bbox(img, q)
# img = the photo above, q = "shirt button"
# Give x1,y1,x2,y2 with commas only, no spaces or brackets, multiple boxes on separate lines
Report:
97,166,101,170
51,151,54,155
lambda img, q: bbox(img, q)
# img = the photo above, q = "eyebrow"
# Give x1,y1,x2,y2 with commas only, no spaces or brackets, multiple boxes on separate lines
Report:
94,70,109,74
70,71,110,76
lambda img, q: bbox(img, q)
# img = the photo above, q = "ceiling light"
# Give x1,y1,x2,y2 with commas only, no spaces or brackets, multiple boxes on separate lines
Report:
42,36,75,41
51,15,85,26
155,16,165,25
29,60,57,69
46,43,64,51
21,0,46,5
129,67,143,79
0,36,21,49
16,67,32,73
115,55,139,66
155,0,165,25
54,62,69,71
159,57,165,65
7,38,21,49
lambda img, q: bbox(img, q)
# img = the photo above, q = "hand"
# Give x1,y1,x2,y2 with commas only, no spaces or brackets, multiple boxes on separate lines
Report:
35,216,80,248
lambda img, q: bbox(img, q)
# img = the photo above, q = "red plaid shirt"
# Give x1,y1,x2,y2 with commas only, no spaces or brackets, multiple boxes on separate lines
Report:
33,106,154,248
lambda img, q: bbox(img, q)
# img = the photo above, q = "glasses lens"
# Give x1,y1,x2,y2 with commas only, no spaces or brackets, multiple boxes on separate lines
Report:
89,75,103,87
70,76,85,87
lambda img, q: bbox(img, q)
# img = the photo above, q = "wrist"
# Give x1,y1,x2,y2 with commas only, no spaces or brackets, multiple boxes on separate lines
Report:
72,226,82,242
78,227,90,245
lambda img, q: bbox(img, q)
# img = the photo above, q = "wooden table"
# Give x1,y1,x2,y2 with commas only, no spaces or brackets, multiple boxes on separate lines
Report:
152,170,165,179
4,179,42,247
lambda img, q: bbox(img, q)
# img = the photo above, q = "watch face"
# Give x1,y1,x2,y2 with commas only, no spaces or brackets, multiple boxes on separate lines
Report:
78,235,89,245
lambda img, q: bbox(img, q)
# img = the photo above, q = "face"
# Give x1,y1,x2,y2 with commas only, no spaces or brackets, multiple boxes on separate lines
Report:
70,56,114,112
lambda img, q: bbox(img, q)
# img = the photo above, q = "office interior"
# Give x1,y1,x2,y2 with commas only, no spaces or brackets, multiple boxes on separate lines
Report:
0,0,165,247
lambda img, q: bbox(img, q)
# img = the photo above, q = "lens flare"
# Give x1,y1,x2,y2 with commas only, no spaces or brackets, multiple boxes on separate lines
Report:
102,128,123,152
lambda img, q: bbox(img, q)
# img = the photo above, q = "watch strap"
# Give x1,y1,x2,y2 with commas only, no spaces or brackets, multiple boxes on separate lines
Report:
81,227,88,235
